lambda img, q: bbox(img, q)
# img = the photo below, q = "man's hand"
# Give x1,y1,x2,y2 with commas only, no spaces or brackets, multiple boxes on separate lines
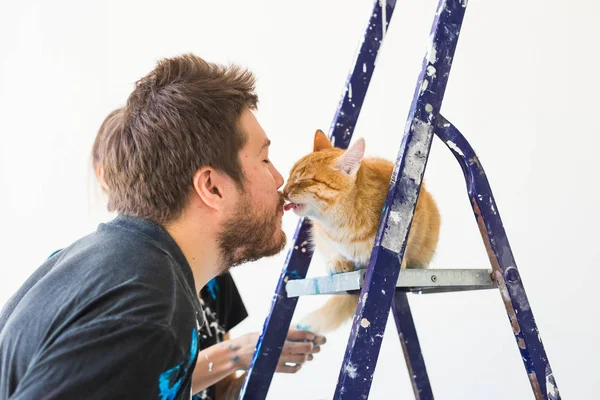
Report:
215,330,327,399
230,329,326,373
276,329,326,373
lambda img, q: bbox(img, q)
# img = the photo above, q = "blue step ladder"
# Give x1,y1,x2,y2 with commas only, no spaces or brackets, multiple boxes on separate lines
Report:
238,0,560,399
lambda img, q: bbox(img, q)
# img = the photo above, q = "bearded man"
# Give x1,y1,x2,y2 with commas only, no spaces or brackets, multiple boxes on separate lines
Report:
0,54,323,400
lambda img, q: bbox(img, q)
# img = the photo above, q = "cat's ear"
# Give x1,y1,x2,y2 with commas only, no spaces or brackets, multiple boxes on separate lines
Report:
335,138,365,175
313,129,333,152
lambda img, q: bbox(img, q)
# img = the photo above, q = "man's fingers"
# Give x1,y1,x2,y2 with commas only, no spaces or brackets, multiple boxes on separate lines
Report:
280,354,309,365
286,329,316,342
275,345,320,374
313,335,327,346
283,330,326,348
282,340,313,355
276,362,303,374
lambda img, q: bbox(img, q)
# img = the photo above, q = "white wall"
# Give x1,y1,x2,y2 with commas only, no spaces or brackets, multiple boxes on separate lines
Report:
1,0,598,398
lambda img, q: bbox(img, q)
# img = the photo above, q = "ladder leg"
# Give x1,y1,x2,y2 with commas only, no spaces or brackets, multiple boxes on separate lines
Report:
334,1,468,398
435,115,561,400
392,291,434,399
238,0,396,398
237,220,313,399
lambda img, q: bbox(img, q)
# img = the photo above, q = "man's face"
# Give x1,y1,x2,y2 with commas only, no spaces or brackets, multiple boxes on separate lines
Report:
217,108,287,270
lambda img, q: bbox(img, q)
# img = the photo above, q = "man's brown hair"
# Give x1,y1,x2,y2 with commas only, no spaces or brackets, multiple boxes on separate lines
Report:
91,107,123,172
101,53,258,224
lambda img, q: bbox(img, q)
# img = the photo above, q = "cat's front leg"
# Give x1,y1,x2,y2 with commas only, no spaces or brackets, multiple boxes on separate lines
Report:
401,256,407,269
326,258,355,275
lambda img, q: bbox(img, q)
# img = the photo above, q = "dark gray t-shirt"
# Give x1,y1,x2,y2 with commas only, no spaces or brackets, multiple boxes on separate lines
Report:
0,215,205,400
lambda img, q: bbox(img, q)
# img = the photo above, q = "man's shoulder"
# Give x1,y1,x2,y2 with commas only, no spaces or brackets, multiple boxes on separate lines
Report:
59,224,177,291
17,221,194,329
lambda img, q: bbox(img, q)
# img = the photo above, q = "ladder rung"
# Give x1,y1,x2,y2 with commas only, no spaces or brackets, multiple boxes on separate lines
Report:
285,268,496,297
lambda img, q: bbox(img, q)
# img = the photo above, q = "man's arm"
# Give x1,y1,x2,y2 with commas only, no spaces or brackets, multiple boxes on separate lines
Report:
9,319,188,400
192,332,239,395
206,330,327,399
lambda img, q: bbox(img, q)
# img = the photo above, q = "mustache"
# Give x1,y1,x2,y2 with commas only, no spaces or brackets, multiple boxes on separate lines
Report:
278,191,285,209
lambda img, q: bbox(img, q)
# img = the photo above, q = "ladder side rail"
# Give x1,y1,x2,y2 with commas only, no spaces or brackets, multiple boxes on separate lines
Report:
434,115,560,400
392,292,434,400
333,1,469,398
238,0,397,397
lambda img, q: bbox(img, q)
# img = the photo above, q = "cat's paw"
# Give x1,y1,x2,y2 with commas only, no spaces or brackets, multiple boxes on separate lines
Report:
327,259,355,275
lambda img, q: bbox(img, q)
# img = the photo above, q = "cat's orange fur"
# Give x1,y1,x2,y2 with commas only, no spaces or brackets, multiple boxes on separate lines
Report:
282,130,441,333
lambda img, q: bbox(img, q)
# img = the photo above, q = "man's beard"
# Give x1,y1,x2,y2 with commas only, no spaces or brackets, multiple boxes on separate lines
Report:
216,192,287,272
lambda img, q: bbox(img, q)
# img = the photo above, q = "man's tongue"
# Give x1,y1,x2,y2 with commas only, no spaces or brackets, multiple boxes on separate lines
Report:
283,203,296,212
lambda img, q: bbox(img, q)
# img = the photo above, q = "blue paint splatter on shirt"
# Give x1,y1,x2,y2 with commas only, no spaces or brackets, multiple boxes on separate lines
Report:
47,249,62,259
157,363,183,400
206,278,219,300
158,328,198,400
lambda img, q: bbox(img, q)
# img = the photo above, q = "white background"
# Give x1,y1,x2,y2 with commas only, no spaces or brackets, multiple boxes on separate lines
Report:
1,0,598,399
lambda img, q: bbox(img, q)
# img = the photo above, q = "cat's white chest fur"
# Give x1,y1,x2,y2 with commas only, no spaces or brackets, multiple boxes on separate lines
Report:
310,222,374,273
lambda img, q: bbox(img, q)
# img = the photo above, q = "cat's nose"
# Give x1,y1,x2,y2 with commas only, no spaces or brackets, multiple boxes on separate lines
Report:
282,185,290,199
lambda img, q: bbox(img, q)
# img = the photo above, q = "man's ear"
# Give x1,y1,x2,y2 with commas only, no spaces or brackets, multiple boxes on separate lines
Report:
95,166,108,192
192,167,229,210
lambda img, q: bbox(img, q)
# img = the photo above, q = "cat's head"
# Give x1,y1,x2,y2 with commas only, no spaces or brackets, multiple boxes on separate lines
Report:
282,129,365,220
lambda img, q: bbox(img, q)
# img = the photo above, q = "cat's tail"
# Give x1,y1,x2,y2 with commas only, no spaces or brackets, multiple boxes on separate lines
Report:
295,293,359,334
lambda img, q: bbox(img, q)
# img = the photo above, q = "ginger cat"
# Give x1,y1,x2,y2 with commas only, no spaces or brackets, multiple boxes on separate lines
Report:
282,130,441,334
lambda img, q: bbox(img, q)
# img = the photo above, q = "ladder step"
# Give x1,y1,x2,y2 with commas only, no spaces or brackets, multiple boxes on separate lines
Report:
285,268,496,297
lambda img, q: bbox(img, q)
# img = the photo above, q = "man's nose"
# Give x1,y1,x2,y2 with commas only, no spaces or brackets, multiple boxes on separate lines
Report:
271,164,284,189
